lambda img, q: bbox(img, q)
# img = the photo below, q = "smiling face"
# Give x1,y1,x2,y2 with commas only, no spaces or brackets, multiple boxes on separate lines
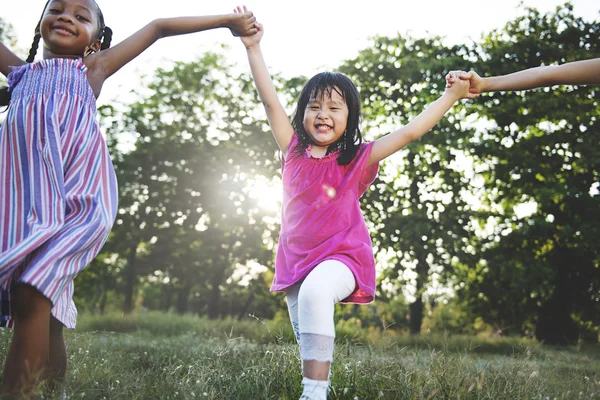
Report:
302,86,349,149
39,0,101,58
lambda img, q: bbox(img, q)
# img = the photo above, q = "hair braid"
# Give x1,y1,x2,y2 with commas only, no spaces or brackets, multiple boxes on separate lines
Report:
100,26,112,50
26,32,42,63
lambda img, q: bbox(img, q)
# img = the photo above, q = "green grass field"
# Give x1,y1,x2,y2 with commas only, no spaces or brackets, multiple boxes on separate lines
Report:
0,312,598,399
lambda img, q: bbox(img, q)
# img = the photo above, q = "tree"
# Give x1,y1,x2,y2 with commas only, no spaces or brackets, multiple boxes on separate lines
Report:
339,35,480,334
0,18,16,49
99,51,280,316
455,4,600,344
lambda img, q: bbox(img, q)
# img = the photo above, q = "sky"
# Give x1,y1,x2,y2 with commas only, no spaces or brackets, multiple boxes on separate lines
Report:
2,0,599,106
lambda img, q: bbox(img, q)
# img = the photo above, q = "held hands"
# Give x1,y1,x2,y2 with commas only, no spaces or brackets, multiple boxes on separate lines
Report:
444,70,475,100
234,6,263,49
227,6,258,37
446,70,483,97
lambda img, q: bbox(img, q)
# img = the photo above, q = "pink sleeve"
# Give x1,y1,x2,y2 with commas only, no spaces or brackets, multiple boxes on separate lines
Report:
357,141,379,196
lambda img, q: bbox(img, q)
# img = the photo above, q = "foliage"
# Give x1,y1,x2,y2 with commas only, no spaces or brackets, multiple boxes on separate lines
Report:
452,3,600,344
45,4,600,341
88,51,281,317
339,34,481,335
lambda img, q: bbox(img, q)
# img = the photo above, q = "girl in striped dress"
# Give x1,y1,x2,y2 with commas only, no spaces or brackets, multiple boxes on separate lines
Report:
0,0,257,397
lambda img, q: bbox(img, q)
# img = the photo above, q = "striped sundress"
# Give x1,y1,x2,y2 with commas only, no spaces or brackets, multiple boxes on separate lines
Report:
0,58,118,329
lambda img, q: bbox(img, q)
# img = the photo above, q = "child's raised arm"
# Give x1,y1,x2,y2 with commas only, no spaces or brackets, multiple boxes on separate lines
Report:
0,42,26,77
447,58,600,94
90,12,258,82
235,6,294,154
368,71,473,166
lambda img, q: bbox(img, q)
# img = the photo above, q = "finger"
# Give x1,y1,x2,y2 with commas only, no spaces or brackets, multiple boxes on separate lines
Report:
458,71,473,80
243,5,248,13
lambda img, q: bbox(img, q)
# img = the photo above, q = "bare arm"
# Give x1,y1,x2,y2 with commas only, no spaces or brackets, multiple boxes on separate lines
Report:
447,58,600,94
482,58,600,91
239,23,294,153
88,13,257,81
0,42,26,77
369,78,471,166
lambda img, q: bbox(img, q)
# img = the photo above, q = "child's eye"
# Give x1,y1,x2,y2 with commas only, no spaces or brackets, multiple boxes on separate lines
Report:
48,8,62,13
76,15,90,22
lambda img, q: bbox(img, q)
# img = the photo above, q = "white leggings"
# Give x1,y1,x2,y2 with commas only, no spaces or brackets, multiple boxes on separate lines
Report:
286,260,356,361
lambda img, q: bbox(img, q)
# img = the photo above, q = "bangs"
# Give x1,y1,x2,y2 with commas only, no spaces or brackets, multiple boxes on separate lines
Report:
308,85,345,102
304,73,352,103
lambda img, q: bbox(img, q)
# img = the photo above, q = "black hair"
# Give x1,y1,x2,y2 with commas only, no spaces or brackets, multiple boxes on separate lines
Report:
0,0,112,108
291,72,363,166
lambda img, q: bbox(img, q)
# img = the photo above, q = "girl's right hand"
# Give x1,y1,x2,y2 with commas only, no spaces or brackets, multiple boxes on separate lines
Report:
234,6,263,49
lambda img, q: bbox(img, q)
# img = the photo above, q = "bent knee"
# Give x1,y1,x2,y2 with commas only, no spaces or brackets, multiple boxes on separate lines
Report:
297,283,336,311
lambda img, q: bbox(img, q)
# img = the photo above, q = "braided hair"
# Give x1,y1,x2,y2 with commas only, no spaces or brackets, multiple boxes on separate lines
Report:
0,0,112,108
291,72,363,166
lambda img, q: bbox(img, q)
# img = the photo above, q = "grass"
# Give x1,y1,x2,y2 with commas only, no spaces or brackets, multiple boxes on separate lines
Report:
0,311,598,399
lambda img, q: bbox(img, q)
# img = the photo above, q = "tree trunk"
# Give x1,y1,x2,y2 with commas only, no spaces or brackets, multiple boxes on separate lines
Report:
237,292,254,321
123,243,138,314
409,297,424,335
99,284,107,315
535,249,577,345
208,268,225,320
161,283,173,312
175,282,192,314
409,258,428,335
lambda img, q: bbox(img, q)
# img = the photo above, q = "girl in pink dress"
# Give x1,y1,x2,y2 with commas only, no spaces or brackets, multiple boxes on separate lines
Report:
235,6,474,399
0,1,257,397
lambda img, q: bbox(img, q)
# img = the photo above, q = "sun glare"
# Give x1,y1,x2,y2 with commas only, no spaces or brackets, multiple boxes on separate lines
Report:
247,176,282,213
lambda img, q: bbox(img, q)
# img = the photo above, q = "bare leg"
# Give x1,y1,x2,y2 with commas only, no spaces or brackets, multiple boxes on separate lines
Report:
303,360,331,380
44,316,67,393
1,284,52,399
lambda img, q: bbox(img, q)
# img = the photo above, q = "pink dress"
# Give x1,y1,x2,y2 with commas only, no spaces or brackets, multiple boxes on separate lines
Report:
271,134,379,303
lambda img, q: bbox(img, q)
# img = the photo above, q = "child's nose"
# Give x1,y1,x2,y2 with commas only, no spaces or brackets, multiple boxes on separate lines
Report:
317,110,329,119
57,14,75,24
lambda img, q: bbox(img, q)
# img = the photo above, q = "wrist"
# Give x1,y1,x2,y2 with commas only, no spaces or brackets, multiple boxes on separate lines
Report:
246,42,261,52
480,77,491,93
442,90,461,103
219,14,235,29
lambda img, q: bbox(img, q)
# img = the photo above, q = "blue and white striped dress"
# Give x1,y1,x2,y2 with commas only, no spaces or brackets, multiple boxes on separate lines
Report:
0,58,118,329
